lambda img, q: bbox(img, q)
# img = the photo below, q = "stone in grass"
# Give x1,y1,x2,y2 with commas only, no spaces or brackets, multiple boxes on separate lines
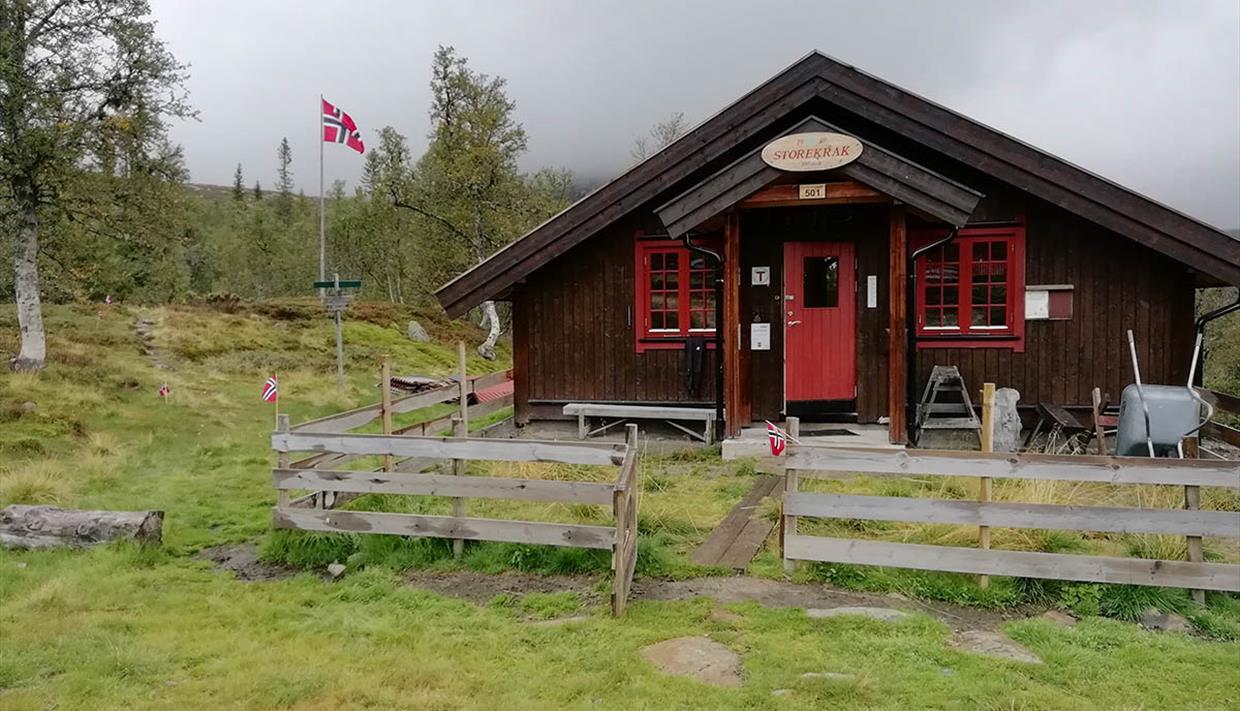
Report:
326,562,346,580
529,615,591,628
1139,608,1190,633
406,320,431,343
1040,610,1078,627
806,606,910,622
641,636,743,688
771,689,793,697
801,672,857,682
949,631,1042,664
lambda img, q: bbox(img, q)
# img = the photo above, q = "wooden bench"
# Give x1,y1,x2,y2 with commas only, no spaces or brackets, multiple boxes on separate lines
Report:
563,403,717,444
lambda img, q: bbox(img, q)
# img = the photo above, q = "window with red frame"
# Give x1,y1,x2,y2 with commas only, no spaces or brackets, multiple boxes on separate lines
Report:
916,226,1025,345
635,239,717,347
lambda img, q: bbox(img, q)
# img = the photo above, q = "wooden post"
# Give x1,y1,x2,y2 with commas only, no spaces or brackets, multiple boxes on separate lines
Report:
782,416,800,574
1091,387,1107,455
380,355,393,472
276,414,290,509
977,382,995,589
723,212,744,438
887,205,909,444
451,414,466,560
1186,483,1206,604
457,341,469,434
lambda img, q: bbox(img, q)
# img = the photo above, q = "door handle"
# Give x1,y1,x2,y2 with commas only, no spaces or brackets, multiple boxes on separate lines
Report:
787,320,802,327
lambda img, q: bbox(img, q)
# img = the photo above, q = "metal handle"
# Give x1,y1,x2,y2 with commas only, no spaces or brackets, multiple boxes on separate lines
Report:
787,320,802,327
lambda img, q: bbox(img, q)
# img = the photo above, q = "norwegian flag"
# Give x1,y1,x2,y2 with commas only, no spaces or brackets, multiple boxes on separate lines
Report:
766,421,790,457
262,375,279,403
158,382,170,398
322,98,364,154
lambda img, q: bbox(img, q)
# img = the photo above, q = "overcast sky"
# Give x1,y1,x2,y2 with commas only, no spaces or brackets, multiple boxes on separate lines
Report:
151,0,1240,229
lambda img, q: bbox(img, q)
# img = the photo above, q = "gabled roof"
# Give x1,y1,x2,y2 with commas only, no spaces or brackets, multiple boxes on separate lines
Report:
436,51,1240,316
655,115,983,236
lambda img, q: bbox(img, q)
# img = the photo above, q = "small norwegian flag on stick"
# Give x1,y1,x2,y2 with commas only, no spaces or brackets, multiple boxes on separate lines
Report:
158,382,170,400
765,420,799,457
262,373,279,426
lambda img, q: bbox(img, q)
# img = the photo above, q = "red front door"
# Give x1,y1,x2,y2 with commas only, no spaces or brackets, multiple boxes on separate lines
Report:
783,241,856,402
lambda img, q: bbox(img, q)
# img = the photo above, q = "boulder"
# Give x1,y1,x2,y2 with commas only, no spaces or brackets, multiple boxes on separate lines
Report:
326,562,346,579
406,320,431,343
1040,610,1078,626
1139,608,1190,633
948,631,1042,664
993,387,1023,452
806,606,909,622
640,636,742,688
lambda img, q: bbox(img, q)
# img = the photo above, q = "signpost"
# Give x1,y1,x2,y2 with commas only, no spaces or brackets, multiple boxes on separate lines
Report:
316,274,361,392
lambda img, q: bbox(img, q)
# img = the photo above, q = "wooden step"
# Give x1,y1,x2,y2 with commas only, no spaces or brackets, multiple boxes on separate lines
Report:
921,417,982,430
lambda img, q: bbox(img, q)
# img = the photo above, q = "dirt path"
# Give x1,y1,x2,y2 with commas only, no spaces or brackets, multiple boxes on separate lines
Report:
132,311,172,371
201,544,1026,631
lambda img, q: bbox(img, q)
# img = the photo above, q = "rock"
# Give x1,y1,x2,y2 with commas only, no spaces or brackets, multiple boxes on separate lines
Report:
406,320,431,342
19,401,36,414
14,561,27,569
326,562,346,579
939,667,956,676
806,606,909,622
528,615,590,628
993,388,1023,452
801,672,856,682
1040,610,1078,626
709,608,743,624
948,631,1042,664
640,636,743,688
771,689,793,697
1139,608,1190,633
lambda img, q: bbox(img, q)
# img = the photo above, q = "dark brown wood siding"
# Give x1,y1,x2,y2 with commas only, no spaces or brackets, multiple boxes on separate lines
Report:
914,199,1197,408
512,215,718,420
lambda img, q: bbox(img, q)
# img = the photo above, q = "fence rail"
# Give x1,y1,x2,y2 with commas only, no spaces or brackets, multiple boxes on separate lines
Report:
273,395,642,615
781,442,1240,593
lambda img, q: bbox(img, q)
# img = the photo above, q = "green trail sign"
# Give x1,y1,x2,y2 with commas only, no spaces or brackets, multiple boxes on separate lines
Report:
313,279,361,289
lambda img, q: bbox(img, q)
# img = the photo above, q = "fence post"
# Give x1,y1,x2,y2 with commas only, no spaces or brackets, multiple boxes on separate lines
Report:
275,414,290,509
1186,483,1206,604
782,416,800,575
449,414,466,560
457,341,469,433
381,355,393,473
978,382,995,589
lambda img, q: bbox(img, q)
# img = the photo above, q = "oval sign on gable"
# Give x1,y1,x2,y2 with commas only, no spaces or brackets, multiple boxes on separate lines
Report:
761,132,863,172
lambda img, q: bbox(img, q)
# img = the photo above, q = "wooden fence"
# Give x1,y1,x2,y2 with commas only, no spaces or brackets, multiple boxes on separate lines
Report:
780,445,1240,593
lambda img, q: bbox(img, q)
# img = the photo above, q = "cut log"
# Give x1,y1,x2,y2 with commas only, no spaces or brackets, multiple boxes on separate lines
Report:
0,505,164,550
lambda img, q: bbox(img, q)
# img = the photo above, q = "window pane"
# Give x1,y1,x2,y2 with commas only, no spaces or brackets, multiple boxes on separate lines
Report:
652,312,664,329
973,242,989,261
664,311,678,329
690,293,704,309
927,309,942,327
972,285,988,304
992,285,1006,304
665,271,678,288
972,307,987,326
992,242,1007,260
990,264,1006,282
689,254,706,270
689,272,703,289
943,310,958,327
991,307,1006,326
926,287,941,306
651,253,663,271
651,293,664,310
690,311,705,329
705,310,716,329
803,257,839,308
943,286,958,305
665,293,678,310
664,253,678,270
651,273,664,290
944,243,959,261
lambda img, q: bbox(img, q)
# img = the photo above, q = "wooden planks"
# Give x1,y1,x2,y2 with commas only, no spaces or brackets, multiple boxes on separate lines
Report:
887,206,908,443
784,492,1240,538
272,431,627,467
786,445,1240,489
290,384,459,434
784,535,1240,592
273,508,616,550
273,468,616,505
691,474,780,568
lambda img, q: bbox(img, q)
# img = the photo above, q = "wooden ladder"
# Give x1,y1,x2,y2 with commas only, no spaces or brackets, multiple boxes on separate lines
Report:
916,365,982,442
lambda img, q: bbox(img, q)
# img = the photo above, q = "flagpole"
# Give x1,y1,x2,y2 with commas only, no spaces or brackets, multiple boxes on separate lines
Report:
318,94,326,295
274,371,280,430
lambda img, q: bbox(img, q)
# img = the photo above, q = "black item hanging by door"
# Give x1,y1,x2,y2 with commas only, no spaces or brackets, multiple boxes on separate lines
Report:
684,336,706,396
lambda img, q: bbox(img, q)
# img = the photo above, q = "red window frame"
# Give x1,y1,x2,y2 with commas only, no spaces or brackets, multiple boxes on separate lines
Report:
634,238,718,352
914,225,1026,351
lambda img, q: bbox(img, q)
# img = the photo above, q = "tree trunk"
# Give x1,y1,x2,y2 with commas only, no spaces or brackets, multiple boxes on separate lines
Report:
1,505,164,550
11,204,46,372
478,300,501,360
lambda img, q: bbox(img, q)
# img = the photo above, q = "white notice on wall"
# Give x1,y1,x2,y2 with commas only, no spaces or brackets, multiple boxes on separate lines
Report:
1025,290,1050,320
866,275,878,308
750,322,771,351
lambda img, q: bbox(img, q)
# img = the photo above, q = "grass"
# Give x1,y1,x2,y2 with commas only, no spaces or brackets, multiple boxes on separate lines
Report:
1,302,1239,709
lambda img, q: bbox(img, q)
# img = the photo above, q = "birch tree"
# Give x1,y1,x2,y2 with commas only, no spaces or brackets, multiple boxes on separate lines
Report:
0,0,190,371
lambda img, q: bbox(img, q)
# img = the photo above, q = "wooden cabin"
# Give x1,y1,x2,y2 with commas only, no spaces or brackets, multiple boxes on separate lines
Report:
435,51,1240,444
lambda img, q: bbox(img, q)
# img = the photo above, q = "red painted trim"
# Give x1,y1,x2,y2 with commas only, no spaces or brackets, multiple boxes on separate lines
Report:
912,224,1026,352
633,235,719,353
